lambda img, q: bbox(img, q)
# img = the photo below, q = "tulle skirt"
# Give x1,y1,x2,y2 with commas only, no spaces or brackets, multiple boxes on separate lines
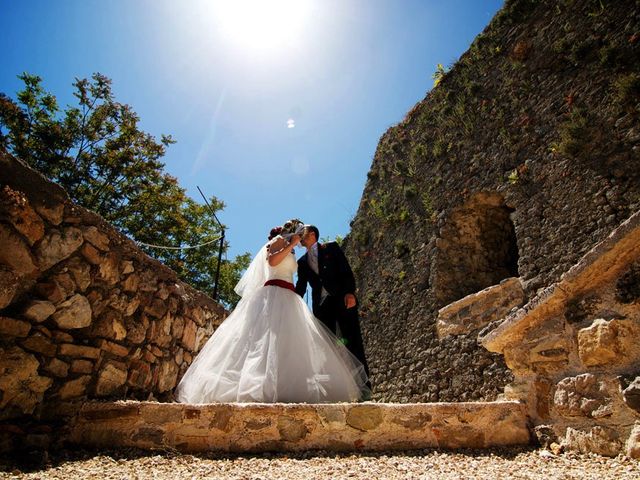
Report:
175,284,369,403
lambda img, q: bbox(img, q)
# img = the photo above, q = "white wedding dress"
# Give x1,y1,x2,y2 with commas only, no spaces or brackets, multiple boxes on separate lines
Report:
175,241,369,403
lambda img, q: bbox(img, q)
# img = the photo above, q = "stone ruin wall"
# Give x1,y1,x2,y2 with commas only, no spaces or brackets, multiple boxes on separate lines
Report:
344,0,640,404
480,210,640,457
0,152,226,450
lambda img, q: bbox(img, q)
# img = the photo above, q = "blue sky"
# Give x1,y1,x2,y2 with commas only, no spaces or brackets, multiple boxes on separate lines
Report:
1,0,504,261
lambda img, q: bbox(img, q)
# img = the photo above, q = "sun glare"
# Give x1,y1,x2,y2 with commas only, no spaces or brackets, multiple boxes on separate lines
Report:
213,0,311,52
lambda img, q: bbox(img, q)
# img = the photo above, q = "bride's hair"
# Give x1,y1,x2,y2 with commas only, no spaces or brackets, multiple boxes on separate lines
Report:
268,226,283,240
282,218,303,235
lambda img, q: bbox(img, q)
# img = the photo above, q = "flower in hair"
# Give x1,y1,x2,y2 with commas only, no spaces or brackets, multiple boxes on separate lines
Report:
268,226,283,240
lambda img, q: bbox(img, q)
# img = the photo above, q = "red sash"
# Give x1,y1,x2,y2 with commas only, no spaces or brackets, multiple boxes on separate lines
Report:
264,279,295,291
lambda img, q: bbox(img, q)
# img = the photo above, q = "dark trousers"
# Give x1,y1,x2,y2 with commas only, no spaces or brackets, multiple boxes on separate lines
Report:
314,295,370,380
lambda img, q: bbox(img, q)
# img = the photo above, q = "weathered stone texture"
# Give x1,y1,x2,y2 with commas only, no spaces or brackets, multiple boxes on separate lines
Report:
437,277,524,338
0,266,19,309
52,294,93,329
626,424,640,459
552,374,617,419
562,426,622,457
0,347,53,418
35,227,83,271
0,223,38,276
0,316,31,337
0,151,226,426
0,186,45,245
95,362,128,396
577,318,640,367
345,0,640,406
22,300,56,322
623,377,640,414
67,401,530,453
481,209,640,456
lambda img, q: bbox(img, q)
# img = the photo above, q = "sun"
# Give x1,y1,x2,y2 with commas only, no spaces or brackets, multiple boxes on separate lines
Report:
213,0,312,52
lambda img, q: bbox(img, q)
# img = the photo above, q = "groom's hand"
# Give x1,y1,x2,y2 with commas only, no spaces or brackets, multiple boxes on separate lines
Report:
344,293,357,309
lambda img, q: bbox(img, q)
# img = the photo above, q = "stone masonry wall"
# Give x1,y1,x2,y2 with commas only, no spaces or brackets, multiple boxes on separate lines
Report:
480,210,640,457
0,152,226,448
344,0,640,403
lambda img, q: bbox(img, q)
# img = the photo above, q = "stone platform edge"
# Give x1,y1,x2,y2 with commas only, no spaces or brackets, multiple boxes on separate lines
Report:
66,400,532,453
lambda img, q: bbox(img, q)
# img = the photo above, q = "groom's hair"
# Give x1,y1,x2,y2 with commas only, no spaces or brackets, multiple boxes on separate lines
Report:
306,225,319,241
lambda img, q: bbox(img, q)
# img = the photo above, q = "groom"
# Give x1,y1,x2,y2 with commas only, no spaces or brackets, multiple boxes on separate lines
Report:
295,225,370,382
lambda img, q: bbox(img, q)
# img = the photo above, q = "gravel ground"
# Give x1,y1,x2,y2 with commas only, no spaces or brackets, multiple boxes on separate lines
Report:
1,447,639,480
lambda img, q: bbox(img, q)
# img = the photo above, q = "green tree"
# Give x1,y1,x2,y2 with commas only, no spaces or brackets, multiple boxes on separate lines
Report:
0,72,249,307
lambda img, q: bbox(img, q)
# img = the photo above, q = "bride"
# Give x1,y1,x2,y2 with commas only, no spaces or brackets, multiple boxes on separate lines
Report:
175,221,370,403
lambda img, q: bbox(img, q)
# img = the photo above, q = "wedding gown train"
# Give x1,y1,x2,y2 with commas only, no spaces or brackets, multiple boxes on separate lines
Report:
175,246,369,403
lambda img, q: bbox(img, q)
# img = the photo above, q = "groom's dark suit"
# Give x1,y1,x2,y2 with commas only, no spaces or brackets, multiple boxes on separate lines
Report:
295,242,370,378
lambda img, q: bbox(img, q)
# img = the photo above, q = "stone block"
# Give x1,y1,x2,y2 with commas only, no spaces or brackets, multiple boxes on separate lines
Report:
125,316,147,344
52,294,93,329
81,243,102,265
171,316,185,340
67,401,530,453
626,424,640,459
277,416,308,442
35,227,83,271
35,280,65,303
0,223,38,276
98,252,120,285
157,360,179,393
0,186,45,245
562,426,622,457
124,296,141,316
0,266,19,309
346,405,383,431
82,226,110,251
0,346,53,417
578,318,640,367
121,260,134,275
144,298,167,319
66,257,91,292
95,362,128,396
121,273,140,292
51,330,74,343
622,377,640,413
127,361,152,389
0,316,31,337
99,339,130,357
59,343,101,359
156,283,170,301
552,373,616,418
437,277,524,338
71,359,94,374
34,202,64,226
52,272,76,298
181,319,197,351
59,375,91,400
20,333,57,357
90,309,126,340
22,300,56,323
45,358,70,378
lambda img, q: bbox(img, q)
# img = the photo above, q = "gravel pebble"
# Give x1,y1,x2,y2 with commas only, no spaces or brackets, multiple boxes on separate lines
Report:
1,447,639,479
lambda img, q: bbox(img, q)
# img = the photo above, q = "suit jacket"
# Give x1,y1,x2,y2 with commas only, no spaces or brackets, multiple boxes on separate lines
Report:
295,241,357,311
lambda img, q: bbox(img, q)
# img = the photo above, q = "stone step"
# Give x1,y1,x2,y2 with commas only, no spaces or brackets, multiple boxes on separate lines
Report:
436,277,525,339
67,400,531,453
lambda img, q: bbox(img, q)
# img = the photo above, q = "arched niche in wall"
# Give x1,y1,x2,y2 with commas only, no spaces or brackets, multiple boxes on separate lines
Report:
431,192,519,307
